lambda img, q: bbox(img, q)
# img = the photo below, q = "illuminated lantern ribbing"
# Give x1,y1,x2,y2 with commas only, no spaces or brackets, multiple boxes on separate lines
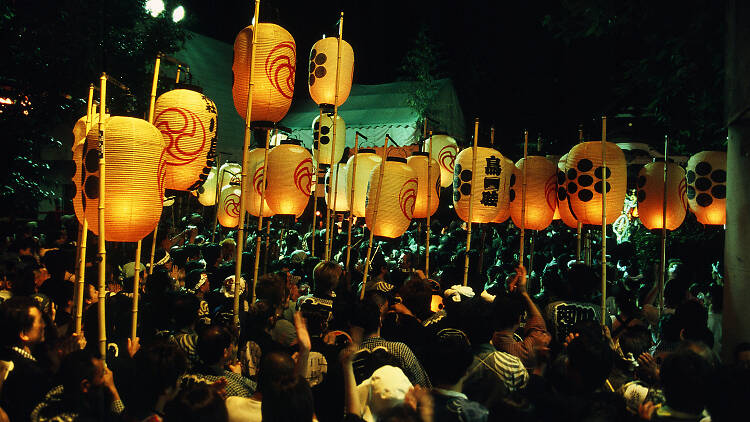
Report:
686,151,726,225
308,37,354,107
563,142,627,225
218,184,242,228
346,148,382,217
365,157,417,238
492,156,515,224
406,152,440,218
636,161,687,230
325,163,350,212
219,162,242,189
232,23,296,123
453,147,511,223
153,89,218,191
244,149,273,218
73,112,109,147
556,154,579,228
313,113,346,165
509,156,558,231
72,117,165,242
197,166,218,206
266,140,314,216
424,134,458,188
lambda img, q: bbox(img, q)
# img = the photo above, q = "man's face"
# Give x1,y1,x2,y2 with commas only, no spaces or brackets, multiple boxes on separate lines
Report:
23,306,45,345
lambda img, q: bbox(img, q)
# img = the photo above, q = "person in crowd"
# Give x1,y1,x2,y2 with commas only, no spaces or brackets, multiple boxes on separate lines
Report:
226,350,296,422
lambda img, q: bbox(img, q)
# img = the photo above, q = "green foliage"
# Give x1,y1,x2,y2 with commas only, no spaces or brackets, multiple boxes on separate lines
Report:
398,24,446,122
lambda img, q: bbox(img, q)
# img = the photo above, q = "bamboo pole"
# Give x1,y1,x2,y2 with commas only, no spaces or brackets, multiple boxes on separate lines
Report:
425,131,433,276
234,0,262,326
262,219,271,275
360,135,390,300
576,127,583,261
251,130,271,305
146,55,162,276
519,130,529,267
211,152,222,243
324,12,345,261
130,241,141,341
478,126,495,279
97,73,108,360
175,66,181,84
659,135,669,313
74,84,95,335
345,132,359,271
601,116,608,325
331,161,341,258
463,119,480,286
311,107,323,258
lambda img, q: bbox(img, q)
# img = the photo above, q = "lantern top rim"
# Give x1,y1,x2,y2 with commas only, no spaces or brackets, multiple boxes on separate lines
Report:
410,151,429,157
358,148,377,154
385,157,407,163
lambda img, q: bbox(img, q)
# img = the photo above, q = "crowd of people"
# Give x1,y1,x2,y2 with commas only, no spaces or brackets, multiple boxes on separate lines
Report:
0,209,747,422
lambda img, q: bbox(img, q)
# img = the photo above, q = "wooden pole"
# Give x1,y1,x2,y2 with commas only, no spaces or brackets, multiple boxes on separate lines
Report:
345,132,359,271
519,130,529,268
175,66,181,84
325,12,345,261
74,83,95,335
262,219,271,275
251,130,271,305
97,73,108,360
659,135,669,313
331,162,342,258
463,119,480,286
311,108,323,258
130,241,141,341
211,152,222,243
576,126,583,261
234,0,262,326
425,131,433,276
146,55,162,276
601,116,608,325
360,135,389,300
477,126,495,280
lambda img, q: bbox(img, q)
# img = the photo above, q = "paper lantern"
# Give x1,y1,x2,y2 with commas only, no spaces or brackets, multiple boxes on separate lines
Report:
563,142,627,225
218,185,242,228
308,37,354,107
509,156,558,231
232,23,296,123
365,157,417,238
686,151,726,225
453,147,511,223
266,140,313,216
406,152,440,219
492,156,515,224
555,154,579,228
72,117,165,242
154,89,218,191
197,166,218,206
270,131,288,147
218,162,242,189
636,161,688,230
72,112,109,148
346,148,382,217
424,134,458,188
244,149,274,218
325,163,349,212
312,113,346,165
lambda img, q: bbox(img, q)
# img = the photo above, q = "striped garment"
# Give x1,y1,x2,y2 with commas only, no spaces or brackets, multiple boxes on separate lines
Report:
358,337,431,388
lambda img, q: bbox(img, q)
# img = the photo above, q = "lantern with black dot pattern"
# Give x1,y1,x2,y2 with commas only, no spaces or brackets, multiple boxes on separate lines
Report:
509,156,558,231
312,113,346,165
308,36,354,108
563,142,627,225
686,151,726,225
556,153,580,229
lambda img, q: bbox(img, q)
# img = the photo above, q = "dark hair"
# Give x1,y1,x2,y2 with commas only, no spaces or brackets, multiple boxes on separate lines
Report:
257,351,295,394
351,299,382,335
312,261,341,295
164,383,228,422
255,273,286,308
58,349,97,396
492,292,525,330
0,296,38,346
660,350,712,414
735,342,750,362
399,278,433,321
567,332,614,393
146,267,173,297
618,325,653,358
172,292,200,329
425,329,473,386
664,278,690,308
201,243,221,267
261,375,314,422
197,325,232,365
132,340,188,418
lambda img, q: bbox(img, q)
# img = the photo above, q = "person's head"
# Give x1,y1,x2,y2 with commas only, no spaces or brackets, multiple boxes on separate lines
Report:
566,330,614,393
492,292,525,331
257,351,296,394
261,375,314,422
312,261,342,296
660,349,712,414
197,325,233,366
202,243,221,268
352,298,382,336
133,339,189,417
185,269,209,296
618,325,653,358
255,273,287,309
172,292,200,330
398,251,415,270
54,349,113,416
0,295,45,347
146,267,174,297
399,278,433,321
164,383,228,422
424,328,473,388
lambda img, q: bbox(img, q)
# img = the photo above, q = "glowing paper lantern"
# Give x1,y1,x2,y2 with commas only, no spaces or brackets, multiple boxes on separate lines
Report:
72,117,165,242
245,148,273,218
312,113,346,165
555,154,579,228
509,157,557,231
346,148,382,217
424,134,458,188
563,142,627,225
218,185,242,228
686,151,726,225
72,112,109,148
266,140,313,216
325,163,349,212
406,152,440,218
232,23,296,123
365,157,417,238
636,161,688,230
453,147,511,223
218,162,242,189
492,156,515,224
308,37,354,107
197,166,218,206
270,131,288,147
154,89,218,191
